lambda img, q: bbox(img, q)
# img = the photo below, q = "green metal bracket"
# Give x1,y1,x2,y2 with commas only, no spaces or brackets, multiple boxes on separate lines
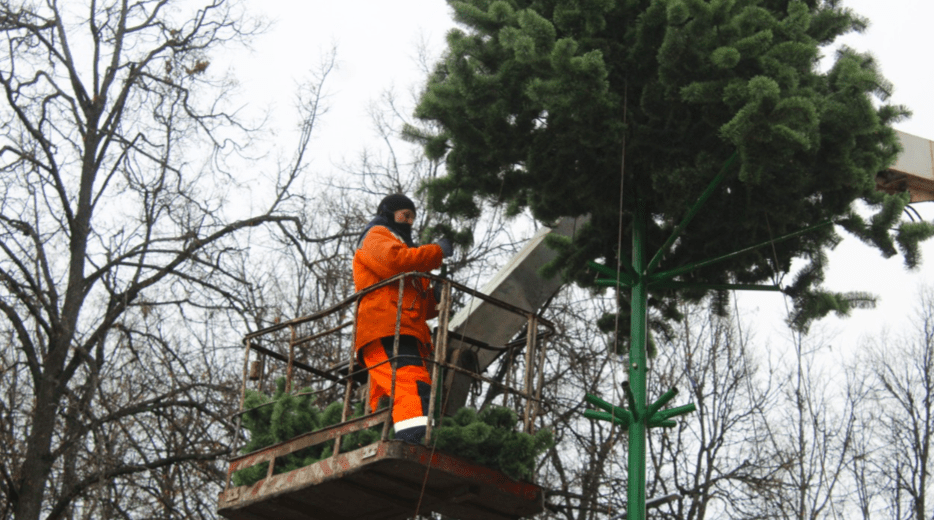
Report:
650,281,782,292
649,220,833,284
585,386,695,431
588,260,637,287
644,386,678,419
646,152,739,274
595,278,783,293
584,393,633,428
622,380,639,421
651,403,697,423
595,278,634,289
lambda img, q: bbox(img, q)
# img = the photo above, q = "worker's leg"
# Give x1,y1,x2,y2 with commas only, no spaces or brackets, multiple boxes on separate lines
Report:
367,372,387,415
387,336,432,442
360,336,432,443
361,340,391,414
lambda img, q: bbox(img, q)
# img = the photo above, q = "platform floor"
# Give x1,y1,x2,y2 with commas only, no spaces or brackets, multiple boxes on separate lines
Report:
217,440,544,520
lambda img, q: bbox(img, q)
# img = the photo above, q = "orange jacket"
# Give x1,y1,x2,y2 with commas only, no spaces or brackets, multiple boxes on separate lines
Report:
353,225,444,352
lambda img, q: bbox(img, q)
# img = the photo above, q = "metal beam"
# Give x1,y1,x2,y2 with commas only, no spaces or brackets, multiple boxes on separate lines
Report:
646,152,738,274
443,217,587,410
649,221,833,284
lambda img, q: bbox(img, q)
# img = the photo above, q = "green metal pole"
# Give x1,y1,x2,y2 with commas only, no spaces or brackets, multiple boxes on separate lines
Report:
628,195,648,520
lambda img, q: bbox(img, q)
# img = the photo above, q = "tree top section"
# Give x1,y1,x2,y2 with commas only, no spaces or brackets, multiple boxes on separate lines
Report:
411,0,934,331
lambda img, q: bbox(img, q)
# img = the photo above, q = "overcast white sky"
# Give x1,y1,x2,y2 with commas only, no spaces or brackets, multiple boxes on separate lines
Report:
227,0,934,354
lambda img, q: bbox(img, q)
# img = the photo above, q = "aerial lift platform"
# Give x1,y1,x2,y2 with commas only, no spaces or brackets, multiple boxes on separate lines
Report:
216,259,567,520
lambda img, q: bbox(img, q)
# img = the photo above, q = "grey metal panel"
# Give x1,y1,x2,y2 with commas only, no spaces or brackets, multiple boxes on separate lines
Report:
447,217,586,374
877,130,934,203
892,130,934,182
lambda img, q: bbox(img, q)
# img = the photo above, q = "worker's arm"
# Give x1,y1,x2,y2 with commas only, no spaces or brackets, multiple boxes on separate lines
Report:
357,226,443,280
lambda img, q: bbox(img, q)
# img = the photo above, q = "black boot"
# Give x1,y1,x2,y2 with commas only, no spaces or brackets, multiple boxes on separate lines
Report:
395,425,426,445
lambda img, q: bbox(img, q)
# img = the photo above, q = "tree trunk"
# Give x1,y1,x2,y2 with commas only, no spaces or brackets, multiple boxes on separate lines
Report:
14,375,62,520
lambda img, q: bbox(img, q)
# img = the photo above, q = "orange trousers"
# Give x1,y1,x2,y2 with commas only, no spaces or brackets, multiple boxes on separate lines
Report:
360,336,433,426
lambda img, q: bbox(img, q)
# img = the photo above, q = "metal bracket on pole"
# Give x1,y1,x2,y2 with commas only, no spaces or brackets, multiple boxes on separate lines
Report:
588,260,637,287
585,386,695,432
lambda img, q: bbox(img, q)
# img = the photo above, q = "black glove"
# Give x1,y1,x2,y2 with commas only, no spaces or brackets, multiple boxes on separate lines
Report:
433,281,443,303
436,237,454,258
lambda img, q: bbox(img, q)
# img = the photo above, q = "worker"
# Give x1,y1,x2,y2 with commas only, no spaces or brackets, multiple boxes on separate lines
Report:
353,194,453,444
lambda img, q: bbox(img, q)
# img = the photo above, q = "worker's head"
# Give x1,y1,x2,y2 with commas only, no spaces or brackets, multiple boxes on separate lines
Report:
376,193,417,244
377,194,417,223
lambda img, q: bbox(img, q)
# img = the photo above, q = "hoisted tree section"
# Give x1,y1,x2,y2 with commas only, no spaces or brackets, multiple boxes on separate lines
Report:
216,272,554,520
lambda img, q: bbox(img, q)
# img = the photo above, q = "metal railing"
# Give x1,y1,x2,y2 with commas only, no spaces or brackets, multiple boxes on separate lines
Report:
224,272,555,491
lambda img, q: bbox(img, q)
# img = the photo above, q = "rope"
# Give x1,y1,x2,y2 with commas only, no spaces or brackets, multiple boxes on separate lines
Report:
729,211,789,461
606,81,629,515
414,199,510,518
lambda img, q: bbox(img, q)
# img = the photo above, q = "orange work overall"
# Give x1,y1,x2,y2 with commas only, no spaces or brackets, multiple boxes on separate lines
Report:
361,336,433,425
352,224,443,430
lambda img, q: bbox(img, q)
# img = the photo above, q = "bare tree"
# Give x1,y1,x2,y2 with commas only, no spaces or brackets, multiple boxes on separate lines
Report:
858,287,934,520
0,1,340,518
844,359,880,520
532,286,629,520
646,303,780,520
754,330,859,520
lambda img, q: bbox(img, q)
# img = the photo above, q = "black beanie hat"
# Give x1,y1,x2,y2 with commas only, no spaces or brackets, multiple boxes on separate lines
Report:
377,194,416,217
